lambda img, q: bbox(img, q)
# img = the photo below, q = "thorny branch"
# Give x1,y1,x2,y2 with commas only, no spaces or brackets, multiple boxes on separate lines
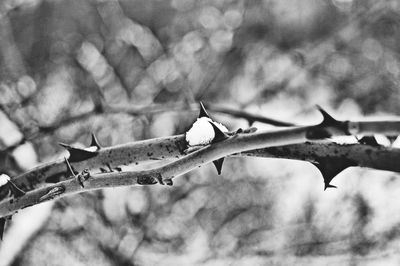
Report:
1,106,400,218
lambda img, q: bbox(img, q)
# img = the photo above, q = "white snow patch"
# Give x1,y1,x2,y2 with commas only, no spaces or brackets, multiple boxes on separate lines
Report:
0,174,10,187
185,117,228,146
84,146,99,152
374,134,391,147
392,136,400,148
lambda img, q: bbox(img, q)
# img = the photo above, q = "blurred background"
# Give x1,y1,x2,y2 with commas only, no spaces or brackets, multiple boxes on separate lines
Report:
1,0,400,265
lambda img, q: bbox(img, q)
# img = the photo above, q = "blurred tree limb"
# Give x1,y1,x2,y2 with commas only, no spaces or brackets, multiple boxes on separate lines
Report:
24,102,296,140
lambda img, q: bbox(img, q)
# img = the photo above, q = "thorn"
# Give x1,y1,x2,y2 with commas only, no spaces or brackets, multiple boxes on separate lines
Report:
64,157,77,177
306,106,350,140
199,102,210,118
387,135,398,144
208,122,229,143
316,105,338,126
247,119,255,127
106,163,113,172
358,136,380,146
59,142,73,150
100,168,108,173
312,158,356,191
59,143,98,162
8,181,25,198
212,158,225,175
90,133,101,149
114,167,122,172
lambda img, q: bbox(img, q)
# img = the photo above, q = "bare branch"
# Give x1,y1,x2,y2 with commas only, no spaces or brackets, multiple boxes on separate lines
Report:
241,142,400,173
3,115,400,217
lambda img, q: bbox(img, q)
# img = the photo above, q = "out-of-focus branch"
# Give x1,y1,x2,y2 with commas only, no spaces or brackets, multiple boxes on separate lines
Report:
26,102,296,139
0,7,26,81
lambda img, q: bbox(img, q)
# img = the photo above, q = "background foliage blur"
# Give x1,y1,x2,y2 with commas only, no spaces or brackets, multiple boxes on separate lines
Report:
1,0,400,265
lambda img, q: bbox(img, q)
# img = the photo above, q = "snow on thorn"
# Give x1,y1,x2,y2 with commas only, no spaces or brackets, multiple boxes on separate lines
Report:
0,174,10,187
186,117,229,146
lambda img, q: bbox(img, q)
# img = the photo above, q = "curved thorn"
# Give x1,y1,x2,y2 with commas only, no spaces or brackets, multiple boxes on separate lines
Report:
90,133,101,149
199,102,210,118
316,105,338,126
208,122,229,143
59,143,98,162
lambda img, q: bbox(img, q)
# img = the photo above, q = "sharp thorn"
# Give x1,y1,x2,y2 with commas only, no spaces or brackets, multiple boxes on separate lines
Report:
199,102,210,118
208,122,229,143
90,133,101,149
59,143,98,162
212,158,225,175
100,168,108,173
59,142,73,150
106,163,113,172
64,157,77,177
315,105,343,129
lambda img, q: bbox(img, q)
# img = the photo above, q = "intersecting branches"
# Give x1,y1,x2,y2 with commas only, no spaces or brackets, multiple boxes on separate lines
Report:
2,104,400,219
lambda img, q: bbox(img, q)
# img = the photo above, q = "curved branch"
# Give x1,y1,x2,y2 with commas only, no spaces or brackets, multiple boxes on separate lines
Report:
13,115,400,192
3,117,400,217
1,123,335,216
